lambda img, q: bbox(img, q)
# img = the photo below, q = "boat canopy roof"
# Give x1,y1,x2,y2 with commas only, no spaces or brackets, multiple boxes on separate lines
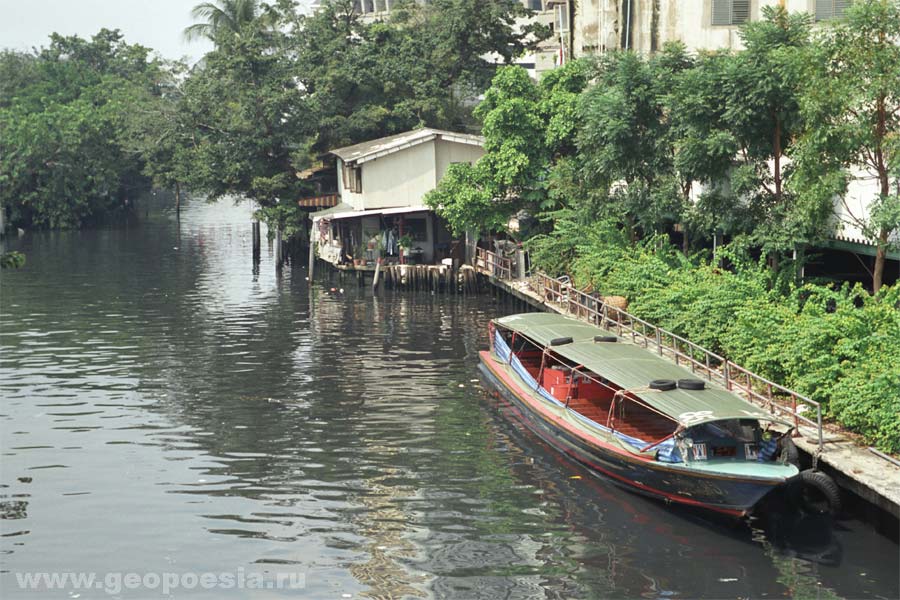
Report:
495,313,790,428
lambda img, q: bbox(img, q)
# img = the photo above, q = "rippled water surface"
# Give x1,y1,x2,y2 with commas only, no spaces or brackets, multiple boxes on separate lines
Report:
1,198,897,599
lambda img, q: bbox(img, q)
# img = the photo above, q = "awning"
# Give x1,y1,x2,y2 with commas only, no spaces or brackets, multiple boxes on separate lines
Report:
298,194,341,209
311,205,432,221
494,313,789,428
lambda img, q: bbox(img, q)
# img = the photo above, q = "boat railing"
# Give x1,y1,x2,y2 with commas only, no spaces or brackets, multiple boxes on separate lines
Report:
531,272,824,450
475,247,513,280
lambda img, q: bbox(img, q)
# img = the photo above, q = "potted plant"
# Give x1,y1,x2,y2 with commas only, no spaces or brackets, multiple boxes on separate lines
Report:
353,244,366,267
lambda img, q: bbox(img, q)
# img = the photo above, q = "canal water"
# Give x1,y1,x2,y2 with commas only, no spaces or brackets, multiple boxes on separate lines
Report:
1,197,897,599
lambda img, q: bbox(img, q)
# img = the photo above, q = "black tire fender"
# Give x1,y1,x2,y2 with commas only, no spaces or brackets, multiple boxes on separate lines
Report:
677,378,706,390
549,336,573,346
594,335,617,343
649,379,677,391
799,469,842,516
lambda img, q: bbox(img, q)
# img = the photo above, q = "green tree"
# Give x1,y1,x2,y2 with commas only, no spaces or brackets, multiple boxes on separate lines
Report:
293,0,548,157
794,0,900,292
119,61,195,215
426,60,593,237
184,0,274,42
667,8,823,262
0,30,166,229
180,8,312,218
577,46,692,241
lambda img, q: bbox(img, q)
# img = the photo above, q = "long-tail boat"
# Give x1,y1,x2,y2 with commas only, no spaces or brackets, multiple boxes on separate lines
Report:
479,313,804,517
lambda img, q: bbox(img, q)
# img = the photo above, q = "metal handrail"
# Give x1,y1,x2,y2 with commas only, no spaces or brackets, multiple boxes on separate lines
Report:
531,272,824,450
475,247,513,280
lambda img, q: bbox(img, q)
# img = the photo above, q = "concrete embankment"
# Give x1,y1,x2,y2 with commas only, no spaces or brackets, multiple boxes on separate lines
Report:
483,273,900,524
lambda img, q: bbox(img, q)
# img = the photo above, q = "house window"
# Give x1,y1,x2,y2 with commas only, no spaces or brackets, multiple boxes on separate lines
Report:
554,3,569,33
526,0,543,10
711,0,750,25
815,0,850,21
342,164,362,193
348,167,362,193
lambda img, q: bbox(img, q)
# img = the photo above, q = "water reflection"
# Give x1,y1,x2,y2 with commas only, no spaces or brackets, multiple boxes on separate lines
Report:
0,196,896,599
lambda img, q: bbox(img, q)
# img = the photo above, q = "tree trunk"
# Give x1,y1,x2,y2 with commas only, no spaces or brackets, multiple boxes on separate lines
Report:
773,115,783,201
873,93,889,293
873,228,889,294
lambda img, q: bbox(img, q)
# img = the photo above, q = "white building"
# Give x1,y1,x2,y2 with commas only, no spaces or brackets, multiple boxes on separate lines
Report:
308,128,485,269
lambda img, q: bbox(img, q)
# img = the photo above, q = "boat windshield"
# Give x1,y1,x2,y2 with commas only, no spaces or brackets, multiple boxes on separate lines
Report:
692,419,760,442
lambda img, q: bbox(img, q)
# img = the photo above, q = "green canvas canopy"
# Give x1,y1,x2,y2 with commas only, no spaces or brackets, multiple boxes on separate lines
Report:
495,313,790,428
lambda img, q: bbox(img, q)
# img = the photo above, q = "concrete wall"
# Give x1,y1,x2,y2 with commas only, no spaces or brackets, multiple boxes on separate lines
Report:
573,0,836,57
836,173,900,247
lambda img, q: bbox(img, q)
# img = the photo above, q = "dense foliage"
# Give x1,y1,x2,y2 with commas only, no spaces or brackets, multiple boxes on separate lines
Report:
430,2,899,290
429,1,900,451
528,217,900,453
0,31,168,228
0,0,547,232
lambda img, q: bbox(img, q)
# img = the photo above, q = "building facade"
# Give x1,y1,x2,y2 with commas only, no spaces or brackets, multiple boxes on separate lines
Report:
567,0,850,57
309,129,485,269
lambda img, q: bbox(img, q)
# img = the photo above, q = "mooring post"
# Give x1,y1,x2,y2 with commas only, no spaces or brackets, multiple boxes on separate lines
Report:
275,226,283,269
308,236,315,280
252,220,261,263
373,259,381,292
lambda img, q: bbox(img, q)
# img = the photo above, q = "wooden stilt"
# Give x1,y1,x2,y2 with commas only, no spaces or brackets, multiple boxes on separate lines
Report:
252,220,261,263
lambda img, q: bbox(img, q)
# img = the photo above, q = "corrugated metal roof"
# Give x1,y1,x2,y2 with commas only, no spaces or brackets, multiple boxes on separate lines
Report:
495,313,782,427
310,205,430,221
330,128,484,164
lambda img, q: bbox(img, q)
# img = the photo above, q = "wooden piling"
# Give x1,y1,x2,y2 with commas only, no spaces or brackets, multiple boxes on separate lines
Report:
308,237,315,280
252,220,261,262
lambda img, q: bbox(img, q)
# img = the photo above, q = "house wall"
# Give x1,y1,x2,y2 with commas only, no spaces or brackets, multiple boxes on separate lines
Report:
434,139,486,182
338,141,437,210
338,138,485,211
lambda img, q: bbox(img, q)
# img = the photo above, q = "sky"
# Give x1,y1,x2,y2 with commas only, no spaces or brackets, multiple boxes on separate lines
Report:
0,0,309,64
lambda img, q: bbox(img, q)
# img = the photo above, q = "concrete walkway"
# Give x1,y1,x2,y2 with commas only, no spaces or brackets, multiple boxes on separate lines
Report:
491,275,900,519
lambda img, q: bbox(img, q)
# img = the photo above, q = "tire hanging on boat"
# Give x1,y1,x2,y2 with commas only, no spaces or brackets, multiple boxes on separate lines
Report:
798,469,841,516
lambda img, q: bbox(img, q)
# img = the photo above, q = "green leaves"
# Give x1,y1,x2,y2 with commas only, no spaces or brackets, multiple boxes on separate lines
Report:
0,251,26,269
427,61,596,237
425,162,501,236
0,30,161,229
530,214,900,452
793,0,900,291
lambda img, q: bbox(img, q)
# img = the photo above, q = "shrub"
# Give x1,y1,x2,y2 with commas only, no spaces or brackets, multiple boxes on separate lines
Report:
529,231,900,453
